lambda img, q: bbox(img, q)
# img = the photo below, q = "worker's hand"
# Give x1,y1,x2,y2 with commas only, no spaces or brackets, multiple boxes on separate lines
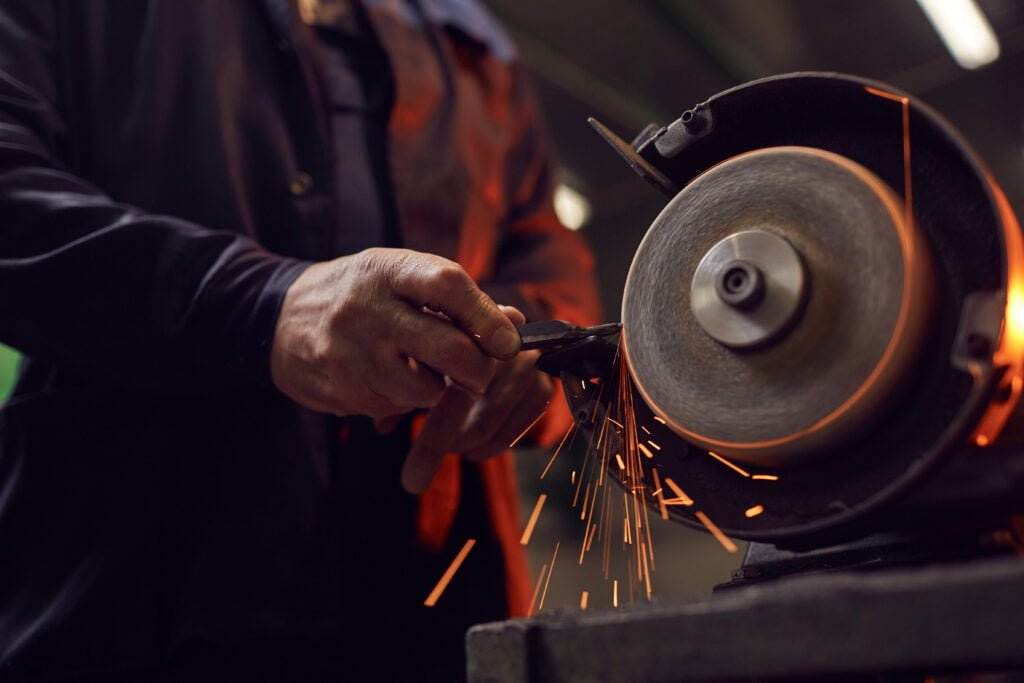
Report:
401,307,554,494
270,248,522,418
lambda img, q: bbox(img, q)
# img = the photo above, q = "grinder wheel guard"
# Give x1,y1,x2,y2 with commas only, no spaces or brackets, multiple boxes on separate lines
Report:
558,73,1022,549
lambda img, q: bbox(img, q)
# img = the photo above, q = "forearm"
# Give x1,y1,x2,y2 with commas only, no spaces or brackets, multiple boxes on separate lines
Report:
0,171,310,392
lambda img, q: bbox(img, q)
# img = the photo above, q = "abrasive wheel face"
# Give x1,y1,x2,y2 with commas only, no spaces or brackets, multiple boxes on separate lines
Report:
621,146,934,467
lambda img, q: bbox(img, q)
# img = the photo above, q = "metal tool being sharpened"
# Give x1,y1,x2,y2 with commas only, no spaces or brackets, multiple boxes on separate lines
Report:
515,71,1024,572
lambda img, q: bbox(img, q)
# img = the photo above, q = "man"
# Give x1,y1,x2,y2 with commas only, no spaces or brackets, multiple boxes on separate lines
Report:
0,1,599,680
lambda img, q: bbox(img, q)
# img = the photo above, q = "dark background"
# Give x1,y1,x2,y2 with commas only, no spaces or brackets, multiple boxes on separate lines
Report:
493,0,1024,610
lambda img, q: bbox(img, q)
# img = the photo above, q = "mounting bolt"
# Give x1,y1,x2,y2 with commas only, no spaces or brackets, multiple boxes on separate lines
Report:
681,107,709,134
715,260,765,310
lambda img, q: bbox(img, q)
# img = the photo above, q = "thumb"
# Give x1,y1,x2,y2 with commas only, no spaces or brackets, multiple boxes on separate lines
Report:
499,304,526,326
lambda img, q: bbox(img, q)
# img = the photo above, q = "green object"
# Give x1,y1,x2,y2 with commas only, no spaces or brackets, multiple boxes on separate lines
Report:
0,343,21,402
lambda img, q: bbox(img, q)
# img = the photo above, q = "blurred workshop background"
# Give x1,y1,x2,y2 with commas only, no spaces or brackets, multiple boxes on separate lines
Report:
1,0,1022,611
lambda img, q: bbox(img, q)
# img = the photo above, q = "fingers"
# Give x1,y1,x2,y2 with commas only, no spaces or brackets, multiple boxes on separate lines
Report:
373,414,402,435
458,351,539,449
395,308,497,395
369,354,446,411
386,251,521,359
401,383,476,494
465,374,553,462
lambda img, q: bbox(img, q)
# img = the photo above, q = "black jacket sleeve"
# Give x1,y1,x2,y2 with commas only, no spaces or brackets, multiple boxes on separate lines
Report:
0,2,308,394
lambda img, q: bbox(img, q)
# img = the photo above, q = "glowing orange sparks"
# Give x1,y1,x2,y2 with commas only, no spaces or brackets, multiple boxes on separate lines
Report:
528,563,548,616
612,579,619,607
540,424,574,480
663,477,694,505
651,468,669,520
695,511,738,553
424,539,477,606
707,450,751,477
745,504,765,518
614,453,626,470
537,542,561,613
520,494,547,546
509,406,548,448
653,415,667,425
647,440,661,451
638,443,654,459
580,590,589,610
752,474,779,481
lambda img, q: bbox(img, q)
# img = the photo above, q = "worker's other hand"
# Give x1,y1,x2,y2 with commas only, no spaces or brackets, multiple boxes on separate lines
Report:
270,248,521,418
401,307,554,494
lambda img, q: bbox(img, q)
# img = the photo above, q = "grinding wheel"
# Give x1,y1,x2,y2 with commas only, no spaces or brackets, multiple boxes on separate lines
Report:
622,146,934,467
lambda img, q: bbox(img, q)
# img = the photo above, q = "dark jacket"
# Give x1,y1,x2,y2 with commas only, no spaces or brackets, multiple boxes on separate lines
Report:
0,0,599,679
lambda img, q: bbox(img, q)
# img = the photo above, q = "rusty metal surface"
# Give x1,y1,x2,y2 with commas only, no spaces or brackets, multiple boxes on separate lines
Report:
467,557,1024,682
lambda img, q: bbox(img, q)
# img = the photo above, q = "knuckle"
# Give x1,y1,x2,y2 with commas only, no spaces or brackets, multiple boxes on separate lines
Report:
310,339,335,368
358,247,400,283
433,261,470,292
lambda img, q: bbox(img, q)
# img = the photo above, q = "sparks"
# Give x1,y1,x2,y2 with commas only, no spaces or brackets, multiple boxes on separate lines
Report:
745,504,765,518
528,563,548,616
424,539,477,607
614,453,626,470
585,522,598,552
647,440,661,451
865,86,913,228
580,590,589,610
663,477,694,505
520,494,548,545
752,474,779,481
638,443,654,459
540,424,575,480
510,406,549,448
612,579,619,607
695,511,738,553
650,468,669,520
653,415,666,425
707,450,751,477
537,542,560,613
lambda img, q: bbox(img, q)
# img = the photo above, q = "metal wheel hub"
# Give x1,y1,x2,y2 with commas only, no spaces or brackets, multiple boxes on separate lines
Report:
691,230,807,349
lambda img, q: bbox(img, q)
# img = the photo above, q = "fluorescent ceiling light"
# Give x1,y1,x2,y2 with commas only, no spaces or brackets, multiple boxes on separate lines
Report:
916,0,1001,70
554,183,592,231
